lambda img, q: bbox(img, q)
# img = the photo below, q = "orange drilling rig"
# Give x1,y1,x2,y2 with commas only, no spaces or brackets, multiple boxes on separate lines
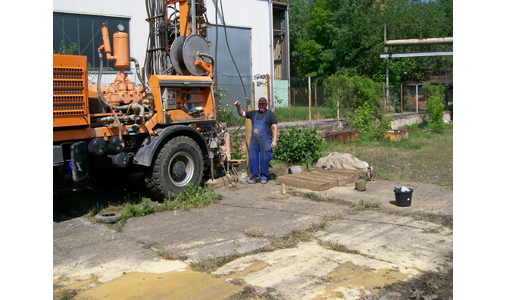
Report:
53,0,232,200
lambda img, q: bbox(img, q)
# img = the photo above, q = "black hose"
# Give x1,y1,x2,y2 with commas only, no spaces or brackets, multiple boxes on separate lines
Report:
97,52,129,111
218,0,248,103
97,51,125,144
130,57,148,91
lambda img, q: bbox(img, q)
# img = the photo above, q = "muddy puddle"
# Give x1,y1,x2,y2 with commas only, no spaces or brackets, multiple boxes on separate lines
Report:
56,254,415,300
312,262,411,299
65,267,244,300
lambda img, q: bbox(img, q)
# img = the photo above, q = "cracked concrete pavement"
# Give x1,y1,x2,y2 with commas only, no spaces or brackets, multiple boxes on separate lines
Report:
53,179,452,299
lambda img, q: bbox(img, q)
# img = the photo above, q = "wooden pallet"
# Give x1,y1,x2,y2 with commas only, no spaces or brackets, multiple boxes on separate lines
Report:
276,168,362,191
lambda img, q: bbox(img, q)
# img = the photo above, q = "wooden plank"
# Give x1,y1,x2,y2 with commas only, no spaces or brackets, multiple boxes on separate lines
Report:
310,169,362,186
277,168,363,191
277,174,337,191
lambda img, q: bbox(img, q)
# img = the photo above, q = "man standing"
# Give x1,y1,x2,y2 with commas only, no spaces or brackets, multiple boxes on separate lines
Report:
234,97,278,184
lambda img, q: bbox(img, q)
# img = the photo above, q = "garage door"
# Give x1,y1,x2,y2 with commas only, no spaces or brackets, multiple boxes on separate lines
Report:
207,25,253,107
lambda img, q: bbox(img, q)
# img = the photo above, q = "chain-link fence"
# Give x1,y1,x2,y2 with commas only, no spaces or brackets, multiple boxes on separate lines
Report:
288,77,327,108
387,84,428,114
88,71,142,86
387,84,452,114
90,71,451,117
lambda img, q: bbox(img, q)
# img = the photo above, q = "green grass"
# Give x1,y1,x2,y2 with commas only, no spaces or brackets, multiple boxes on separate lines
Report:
223,106,335,126
91,184,222,231
322,130,453,187
274,106,335,122
350,200,382,211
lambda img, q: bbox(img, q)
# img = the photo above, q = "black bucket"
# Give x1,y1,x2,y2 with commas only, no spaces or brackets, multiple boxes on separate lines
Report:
394,188,413,207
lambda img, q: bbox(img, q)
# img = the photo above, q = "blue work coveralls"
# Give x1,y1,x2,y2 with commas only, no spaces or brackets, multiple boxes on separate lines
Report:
249,110,273,181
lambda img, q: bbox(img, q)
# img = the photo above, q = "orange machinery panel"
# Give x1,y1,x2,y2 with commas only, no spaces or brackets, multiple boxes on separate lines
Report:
53,54,90,128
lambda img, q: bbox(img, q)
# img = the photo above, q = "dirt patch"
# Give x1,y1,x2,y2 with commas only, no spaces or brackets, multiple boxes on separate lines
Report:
360,266,453,300
72,268,245,300
312,262,412,300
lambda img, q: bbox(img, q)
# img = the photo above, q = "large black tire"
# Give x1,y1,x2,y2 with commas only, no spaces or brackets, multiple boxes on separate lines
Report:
146,136,204,200
95,212,122,223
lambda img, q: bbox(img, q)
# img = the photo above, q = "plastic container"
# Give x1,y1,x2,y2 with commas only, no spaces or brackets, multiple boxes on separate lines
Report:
394,187,413,207
240,172,248,183
355,180,366,191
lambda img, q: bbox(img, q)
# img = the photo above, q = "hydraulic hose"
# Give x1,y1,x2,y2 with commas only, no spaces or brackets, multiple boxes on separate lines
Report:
130,57,149,92
97,51,126,144
97,51,130,111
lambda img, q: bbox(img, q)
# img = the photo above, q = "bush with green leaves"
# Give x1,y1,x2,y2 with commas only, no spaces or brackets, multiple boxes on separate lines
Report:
324,74,391,132
424,84,446,133
273,127,326,165
353,103,375,131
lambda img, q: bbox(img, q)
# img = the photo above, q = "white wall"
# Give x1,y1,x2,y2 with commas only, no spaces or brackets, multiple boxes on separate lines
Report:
53,0,273,100
205,0,273,101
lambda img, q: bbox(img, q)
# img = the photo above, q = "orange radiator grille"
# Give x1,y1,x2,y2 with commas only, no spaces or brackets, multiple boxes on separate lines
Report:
53,54,89,127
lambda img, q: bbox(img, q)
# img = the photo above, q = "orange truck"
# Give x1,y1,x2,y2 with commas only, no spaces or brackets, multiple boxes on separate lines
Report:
53,0,230,200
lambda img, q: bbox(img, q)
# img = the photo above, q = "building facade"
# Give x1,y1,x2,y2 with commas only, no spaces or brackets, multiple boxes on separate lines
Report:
53,0,290,109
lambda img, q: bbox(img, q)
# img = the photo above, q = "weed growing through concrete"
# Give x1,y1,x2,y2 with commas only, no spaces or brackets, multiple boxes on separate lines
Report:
157,250,179,260
350,199,381,212
90,184,222,231
319,240,359,254
190,252,243,273
191,222,328,273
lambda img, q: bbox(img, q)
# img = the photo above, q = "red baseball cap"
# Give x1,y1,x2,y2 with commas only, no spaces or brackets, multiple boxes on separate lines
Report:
258,97,267,104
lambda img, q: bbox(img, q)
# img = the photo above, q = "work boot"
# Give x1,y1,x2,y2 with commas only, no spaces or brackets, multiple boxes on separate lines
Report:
248,177,260,184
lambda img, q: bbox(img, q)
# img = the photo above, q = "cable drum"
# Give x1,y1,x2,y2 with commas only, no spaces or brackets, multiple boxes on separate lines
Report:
183,35,212,76
170,36,192,76
170,35,211,76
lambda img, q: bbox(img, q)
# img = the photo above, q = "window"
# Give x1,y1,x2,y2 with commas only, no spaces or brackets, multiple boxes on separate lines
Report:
53,12,130,71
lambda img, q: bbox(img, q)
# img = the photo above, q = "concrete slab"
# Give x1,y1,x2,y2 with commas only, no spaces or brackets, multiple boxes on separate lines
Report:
53,179,453,299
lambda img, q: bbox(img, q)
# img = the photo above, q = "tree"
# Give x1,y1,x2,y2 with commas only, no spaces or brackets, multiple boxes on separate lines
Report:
287,0,315,78
287,0,453,83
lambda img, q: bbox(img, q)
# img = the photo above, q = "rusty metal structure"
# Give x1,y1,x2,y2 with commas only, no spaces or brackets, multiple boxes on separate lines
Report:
381,24,453,104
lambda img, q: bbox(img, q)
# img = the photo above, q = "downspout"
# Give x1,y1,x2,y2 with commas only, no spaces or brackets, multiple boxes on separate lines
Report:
286,5,290,85
268,0,275,111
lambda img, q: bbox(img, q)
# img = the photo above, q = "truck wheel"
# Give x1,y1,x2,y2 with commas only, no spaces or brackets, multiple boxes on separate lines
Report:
146,136,204,200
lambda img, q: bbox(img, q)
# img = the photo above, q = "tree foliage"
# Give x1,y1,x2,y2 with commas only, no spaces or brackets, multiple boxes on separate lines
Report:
324,74,390,131
287,0,453,84
424,83,446,133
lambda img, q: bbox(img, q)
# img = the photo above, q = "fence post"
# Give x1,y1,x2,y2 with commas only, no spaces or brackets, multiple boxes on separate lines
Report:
383,83,385,115
336,88,340,121
416,84,419,113
308,76,312,124
401,83,403,114
288,86,291,120
315,83,317,116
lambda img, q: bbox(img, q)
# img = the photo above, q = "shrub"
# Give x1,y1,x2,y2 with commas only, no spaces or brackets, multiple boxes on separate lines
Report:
424,84,446,133
273,127,326,165
353,102,375,131
323,74,390,132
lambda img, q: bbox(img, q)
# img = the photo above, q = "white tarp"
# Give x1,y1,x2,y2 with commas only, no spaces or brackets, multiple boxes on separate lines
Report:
315,152,369,172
